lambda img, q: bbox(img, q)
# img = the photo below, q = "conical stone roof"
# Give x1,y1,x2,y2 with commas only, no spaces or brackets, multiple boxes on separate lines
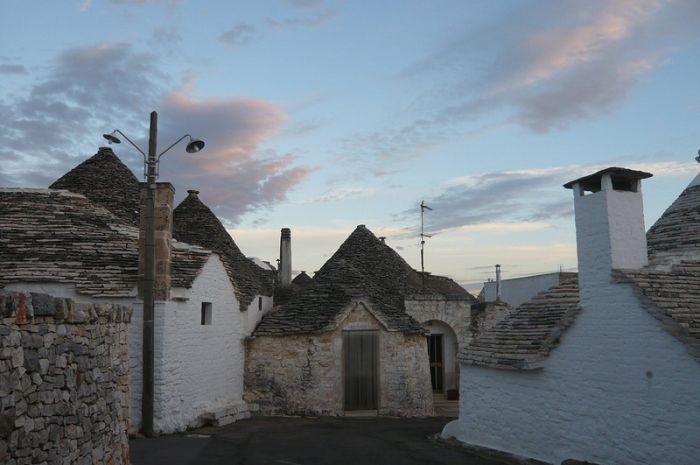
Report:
254,225,473,335
173,190,273,309
647,176,700,264
50,147,140,225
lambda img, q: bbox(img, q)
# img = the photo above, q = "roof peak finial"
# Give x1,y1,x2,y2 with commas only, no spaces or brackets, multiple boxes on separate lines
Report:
187,189,199,196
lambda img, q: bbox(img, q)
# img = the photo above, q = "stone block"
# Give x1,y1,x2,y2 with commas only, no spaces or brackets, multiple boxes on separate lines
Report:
0,412,14,439
0,292,15,318
30,293,58,317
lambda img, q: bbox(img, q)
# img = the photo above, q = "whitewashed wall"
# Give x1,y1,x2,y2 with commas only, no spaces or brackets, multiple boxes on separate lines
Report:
246,294,274,334
481,272,561,308
124,255,248,433
156,254,247,433
443,282,700,465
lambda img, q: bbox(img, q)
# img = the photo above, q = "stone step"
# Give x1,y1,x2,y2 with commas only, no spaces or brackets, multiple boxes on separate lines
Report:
198,401,252,427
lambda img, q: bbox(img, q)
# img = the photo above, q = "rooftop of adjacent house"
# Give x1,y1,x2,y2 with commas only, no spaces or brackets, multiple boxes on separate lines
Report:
646,174,700,265
254,225,475,336
0,189,210,297
173,190,274,309
461,278,581,370
291,271,312,286
49,147,140,226
464,168,700,369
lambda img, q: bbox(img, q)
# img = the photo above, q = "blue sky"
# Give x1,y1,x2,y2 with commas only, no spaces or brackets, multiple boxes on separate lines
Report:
1,0,699,291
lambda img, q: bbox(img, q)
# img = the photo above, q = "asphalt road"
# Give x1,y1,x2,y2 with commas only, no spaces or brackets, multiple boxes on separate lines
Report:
130,416,516,465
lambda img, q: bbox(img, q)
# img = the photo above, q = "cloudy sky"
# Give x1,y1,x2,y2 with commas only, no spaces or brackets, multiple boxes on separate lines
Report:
2,0,699,291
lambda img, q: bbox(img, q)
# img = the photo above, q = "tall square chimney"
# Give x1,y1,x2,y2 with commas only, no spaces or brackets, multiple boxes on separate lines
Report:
564,167,652,299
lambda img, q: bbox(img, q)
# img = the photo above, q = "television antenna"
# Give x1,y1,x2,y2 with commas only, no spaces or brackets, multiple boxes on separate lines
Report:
420,200,433,287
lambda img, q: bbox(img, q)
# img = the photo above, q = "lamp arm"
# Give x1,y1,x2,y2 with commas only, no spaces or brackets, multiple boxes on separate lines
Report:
157,134,192,161
111,130,147,159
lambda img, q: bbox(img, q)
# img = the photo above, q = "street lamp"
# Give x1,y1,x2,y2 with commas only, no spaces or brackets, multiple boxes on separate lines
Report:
103,111,205,437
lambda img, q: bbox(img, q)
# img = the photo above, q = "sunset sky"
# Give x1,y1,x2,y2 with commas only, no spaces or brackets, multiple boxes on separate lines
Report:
2,0,699,292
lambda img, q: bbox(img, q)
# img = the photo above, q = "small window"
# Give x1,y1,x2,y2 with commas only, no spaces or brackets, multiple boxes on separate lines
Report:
201,302,212,325
258,297,263,311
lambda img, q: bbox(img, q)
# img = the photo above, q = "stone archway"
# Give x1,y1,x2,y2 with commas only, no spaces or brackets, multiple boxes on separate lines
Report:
422,320,459,392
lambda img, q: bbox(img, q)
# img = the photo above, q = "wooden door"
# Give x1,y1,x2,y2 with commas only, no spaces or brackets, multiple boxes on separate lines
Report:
343,330,378,410
427,334,443,392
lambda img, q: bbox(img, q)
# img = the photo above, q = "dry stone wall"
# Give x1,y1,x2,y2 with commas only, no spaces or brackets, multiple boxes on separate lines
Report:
0,290,132,465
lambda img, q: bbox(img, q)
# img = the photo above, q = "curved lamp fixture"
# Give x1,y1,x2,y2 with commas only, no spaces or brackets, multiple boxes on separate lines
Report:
103,131,121,144
185,136,205,153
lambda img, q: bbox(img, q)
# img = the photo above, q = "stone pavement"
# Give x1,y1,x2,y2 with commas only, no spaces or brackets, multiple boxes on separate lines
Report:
130,416,518,465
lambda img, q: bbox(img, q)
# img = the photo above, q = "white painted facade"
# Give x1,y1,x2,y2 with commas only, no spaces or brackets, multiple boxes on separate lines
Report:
444,170,700,464
481,272,562,308
443,282,700,465
128,254,274,433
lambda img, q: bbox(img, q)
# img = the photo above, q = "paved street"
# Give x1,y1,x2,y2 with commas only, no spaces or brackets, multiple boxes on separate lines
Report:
130,416,516,465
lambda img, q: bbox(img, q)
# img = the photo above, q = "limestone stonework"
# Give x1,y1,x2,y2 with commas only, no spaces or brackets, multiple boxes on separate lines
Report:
245,303,433,417
405,296,471,348
0,290,132,465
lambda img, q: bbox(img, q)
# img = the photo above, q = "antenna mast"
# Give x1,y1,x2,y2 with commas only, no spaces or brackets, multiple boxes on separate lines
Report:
420,200,433,287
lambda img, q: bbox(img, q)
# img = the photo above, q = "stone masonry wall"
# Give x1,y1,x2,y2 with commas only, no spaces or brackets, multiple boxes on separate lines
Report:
245,302,433,417
405,297,471,348
0,290,132,465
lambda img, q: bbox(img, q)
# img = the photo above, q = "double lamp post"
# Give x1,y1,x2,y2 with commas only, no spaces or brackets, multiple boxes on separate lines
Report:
103,111,205,437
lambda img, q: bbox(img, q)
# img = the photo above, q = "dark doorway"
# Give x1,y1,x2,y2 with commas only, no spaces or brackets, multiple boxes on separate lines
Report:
427,334,443,392
343,330,378,410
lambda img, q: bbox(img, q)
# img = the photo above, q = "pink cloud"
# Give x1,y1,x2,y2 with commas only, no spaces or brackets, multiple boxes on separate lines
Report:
155,88,310,222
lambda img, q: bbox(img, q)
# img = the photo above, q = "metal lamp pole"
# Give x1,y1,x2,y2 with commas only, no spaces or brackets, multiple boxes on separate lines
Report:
104,111,204,437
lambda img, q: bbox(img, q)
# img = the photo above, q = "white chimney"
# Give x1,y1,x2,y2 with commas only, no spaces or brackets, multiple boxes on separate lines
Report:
279,228,292,286
564,167,652,297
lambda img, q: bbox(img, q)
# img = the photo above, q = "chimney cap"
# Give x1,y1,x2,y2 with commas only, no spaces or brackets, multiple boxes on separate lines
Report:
563,167,652,191
187,189,199,196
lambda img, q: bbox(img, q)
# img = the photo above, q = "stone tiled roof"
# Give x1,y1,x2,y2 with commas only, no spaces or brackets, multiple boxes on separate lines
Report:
173,190,273,309
0,189,209,297
460,278,581,370
171,242,213,289
615,261,700,362
291,271,312,286
49,147,141,226
646,182,700,264
254,225,473,336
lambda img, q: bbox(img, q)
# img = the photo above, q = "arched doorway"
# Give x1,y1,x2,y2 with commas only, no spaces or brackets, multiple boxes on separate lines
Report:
422,320,459,393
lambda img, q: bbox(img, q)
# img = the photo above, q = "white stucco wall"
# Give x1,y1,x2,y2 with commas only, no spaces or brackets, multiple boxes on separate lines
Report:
444,277,700,465
481,272,561,308
445,178,700,464
246,294,274,334
129,254,251,433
